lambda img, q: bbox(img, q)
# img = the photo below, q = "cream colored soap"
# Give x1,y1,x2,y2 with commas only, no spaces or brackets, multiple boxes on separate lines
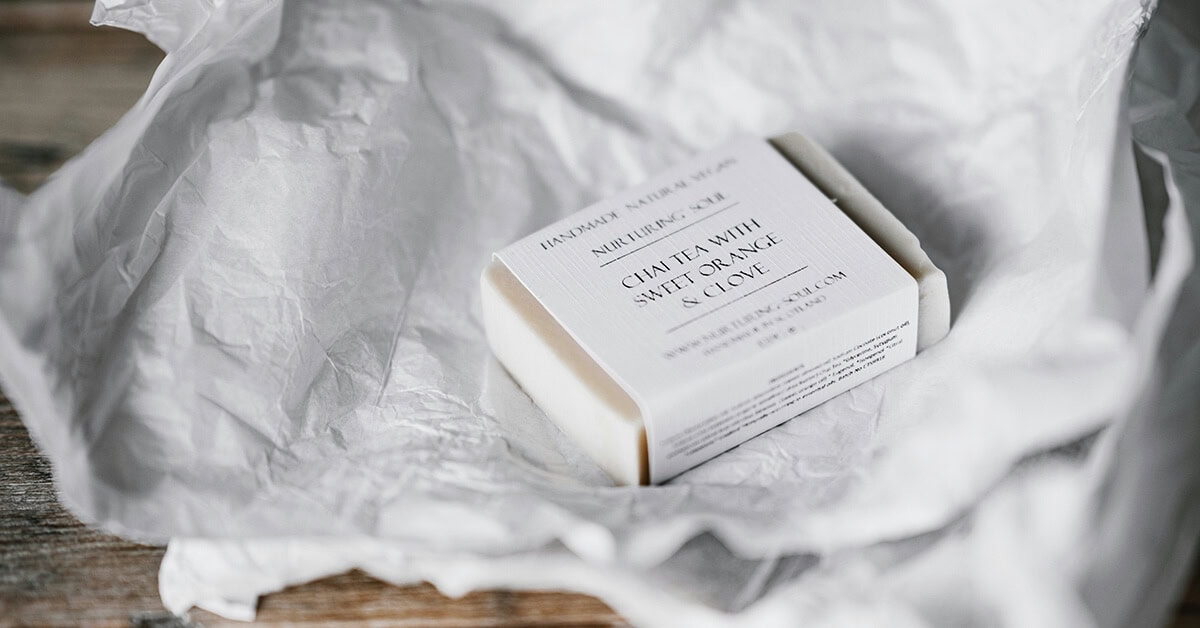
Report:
481,133,949,485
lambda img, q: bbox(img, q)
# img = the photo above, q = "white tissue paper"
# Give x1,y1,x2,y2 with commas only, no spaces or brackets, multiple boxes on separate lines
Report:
1,0,1197,625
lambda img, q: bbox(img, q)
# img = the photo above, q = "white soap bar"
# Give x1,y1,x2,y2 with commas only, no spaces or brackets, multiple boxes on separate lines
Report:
481,133,949,485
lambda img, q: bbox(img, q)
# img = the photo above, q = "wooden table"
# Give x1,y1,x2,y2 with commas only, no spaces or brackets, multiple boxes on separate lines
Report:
0,2,1191,626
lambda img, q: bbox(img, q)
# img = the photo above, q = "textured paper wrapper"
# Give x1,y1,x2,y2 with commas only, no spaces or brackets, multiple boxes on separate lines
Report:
1,0,1197,625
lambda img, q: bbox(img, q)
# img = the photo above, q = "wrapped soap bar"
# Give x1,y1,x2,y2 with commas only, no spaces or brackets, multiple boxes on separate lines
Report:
481,133,949,485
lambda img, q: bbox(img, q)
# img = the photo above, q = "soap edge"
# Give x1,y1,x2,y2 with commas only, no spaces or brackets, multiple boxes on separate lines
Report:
480,260,650,485
768,133,951,350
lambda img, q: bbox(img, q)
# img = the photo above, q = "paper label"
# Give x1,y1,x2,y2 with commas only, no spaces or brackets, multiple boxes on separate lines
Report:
497,137,918,482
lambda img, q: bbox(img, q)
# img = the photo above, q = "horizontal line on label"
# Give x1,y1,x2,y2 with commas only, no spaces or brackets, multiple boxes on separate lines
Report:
598,201,741,268
666,265,810,334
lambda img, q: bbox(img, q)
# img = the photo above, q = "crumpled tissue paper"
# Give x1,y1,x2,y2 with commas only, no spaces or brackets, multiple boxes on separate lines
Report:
1,0,1198,625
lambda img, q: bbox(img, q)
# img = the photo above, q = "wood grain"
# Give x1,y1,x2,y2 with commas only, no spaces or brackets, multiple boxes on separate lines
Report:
194,571,626,628
0,1,94,33
0,28,160,193
0,393,168,627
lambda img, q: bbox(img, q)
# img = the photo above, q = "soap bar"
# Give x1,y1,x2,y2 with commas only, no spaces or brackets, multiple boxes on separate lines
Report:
481,133,949,485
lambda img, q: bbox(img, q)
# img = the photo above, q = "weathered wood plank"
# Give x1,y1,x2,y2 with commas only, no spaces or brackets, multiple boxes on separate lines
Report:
190,572,628,628
0,26,162,193
0,1,96,34
0,390,169,627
